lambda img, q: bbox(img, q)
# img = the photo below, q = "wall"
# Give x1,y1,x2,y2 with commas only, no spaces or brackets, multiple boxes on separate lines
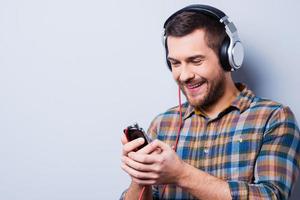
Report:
0,0,299,199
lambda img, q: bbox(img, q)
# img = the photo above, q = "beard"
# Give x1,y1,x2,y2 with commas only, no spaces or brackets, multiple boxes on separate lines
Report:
179,70,226,109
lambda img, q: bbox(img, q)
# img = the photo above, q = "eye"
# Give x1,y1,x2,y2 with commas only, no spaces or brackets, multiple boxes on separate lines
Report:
192,59,203,65
169,60,180,67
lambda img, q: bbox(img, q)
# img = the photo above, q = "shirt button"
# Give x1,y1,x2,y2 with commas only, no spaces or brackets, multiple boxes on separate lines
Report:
204,148,209,154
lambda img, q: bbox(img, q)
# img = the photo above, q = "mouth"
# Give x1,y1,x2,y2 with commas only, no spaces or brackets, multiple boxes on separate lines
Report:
184,80,206,96
186,82,204,89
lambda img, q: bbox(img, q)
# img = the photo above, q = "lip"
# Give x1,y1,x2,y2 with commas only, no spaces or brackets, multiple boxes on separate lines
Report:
184,81,206,96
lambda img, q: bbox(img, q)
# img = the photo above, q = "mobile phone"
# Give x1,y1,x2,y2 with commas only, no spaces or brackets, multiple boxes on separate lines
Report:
123,123,151,151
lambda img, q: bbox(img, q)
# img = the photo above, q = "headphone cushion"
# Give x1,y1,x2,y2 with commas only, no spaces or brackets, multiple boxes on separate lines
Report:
167,60,172,70
219,36,231,71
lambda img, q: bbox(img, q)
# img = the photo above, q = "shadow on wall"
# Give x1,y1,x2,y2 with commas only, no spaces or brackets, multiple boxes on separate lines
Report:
231,47,263,95
232,50,300,200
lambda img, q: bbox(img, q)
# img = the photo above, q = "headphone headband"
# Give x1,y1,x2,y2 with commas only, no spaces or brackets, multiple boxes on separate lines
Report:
163,4,226,29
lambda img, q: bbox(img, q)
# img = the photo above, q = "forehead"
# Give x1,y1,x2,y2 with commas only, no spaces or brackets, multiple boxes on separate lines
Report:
167,29,212,59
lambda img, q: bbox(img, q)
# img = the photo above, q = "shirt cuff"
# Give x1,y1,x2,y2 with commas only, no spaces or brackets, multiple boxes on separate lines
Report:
227,180,248,200
119,189,128,200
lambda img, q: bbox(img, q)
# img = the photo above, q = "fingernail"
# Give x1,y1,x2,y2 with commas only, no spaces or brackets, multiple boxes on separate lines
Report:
138,138,145,143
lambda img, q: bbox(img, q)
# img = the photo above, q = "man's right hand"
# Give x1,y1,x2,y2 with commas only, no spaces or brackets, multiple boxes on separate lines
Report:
120,134,152,200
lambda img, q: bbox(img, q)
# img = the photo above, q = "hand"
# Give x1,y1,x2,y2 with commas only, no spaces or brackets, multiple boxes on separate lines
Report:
121,134,154,199
121,139,185,185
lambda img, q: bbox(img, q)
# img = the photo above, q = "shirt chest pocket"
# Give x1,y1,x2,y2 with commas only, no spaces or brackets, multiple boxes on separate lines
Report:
208,132,263,181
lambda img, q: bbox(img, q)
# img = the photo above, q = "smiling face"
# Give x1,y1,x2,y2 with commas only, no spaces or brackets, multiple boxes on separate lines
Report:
167,29,227,109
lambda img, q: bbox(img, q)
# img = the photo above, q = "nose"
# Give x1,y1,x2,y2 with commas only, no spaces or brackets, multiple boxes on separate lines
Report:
179,64,194,82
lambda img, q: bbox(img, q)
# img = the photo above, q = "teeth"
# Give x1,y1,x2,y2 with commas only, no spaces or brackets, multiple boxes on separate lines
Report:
188,83,201,89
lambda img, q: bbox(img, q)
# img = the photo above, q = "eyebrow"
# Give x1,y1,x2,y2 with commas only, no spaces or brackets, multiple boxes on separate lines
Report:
186,55,205,62
167,55,205,63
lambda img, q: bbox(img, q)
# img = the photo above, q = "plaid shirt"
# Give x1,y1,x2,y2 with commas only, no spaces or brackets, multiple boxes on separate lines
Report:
147,84,300,200
120,84,300,199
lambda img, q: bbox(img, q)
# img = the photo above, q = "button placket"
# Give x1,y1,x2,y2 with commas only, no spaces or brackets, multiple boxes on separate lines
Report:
203,121,211,156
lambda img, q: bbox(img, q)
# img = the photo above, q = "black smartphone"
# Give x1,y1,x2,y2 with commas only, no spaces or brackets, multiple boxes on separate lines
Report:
124,123,151,151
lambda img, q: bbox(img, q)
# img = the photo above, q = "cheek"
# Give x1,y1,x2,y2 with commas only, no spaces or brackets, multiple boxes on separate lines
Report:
203,66,223,82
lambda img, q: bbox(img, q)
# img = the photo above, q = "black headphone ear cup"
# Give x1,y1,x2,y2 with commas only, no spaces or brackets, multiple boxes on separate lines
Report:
164,38,172,70
219,36,231,71
167,60,172,70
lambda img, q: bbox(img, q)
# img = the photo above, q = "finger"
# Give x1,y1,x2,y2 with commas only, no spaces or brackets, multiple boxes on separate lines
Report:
137,139,161,154
152,139,171,151
121,134,128,145
152,148,162,155
138,139,169,154
128,152,161,164
121,162,159,180
122,138,145,155
137,143,157,154
140,146,162,155
122,155,154,172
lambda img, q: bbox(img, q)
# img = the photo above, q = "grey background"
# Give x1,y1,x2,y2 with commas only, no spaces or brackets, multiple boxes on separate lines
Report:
0,0,299,199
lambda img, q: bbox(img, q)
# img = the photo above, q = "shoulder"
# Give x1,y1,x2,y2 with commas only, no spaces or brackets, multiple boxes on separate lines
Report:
249,96,294,118
251,96,283,110
251,97,299,133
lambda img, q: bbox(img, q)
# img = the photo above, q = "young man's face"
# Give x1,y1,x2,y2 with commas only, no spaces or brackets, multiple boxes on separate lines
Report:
167,29,227,109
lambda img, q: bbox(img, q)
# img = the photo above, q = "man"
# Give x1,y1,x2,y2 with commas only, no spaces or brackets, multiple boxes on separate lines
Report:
120,5,300,200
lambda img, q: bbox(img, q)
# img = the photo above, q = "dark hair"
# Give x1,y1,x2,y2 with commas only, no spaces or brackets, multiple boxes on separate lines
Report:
165,11,227,57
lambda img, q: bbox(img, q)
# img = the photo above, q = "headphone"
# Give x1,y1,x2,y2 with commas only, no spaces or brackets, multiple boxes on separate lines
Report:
163,4,244,71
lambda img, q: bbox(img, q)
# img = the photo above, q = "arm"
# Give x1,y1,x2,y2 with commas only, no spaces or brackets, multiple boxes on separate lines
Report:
177,158,232,199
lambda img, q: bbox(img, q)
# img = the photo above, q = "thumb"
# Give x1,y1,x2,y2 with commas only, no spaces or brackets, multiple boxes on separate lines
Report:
121,134,128,145
151,139,171,151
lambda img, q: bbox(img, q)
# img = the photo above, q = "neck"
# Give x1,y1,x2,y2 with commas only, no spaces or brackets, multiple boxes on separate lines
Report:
201,75,239,119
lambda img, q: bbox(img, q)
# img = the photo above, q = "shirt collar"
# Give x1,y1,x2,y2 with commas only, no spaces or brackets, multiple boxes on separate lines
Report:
182,83,255,120
230,83,255,113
